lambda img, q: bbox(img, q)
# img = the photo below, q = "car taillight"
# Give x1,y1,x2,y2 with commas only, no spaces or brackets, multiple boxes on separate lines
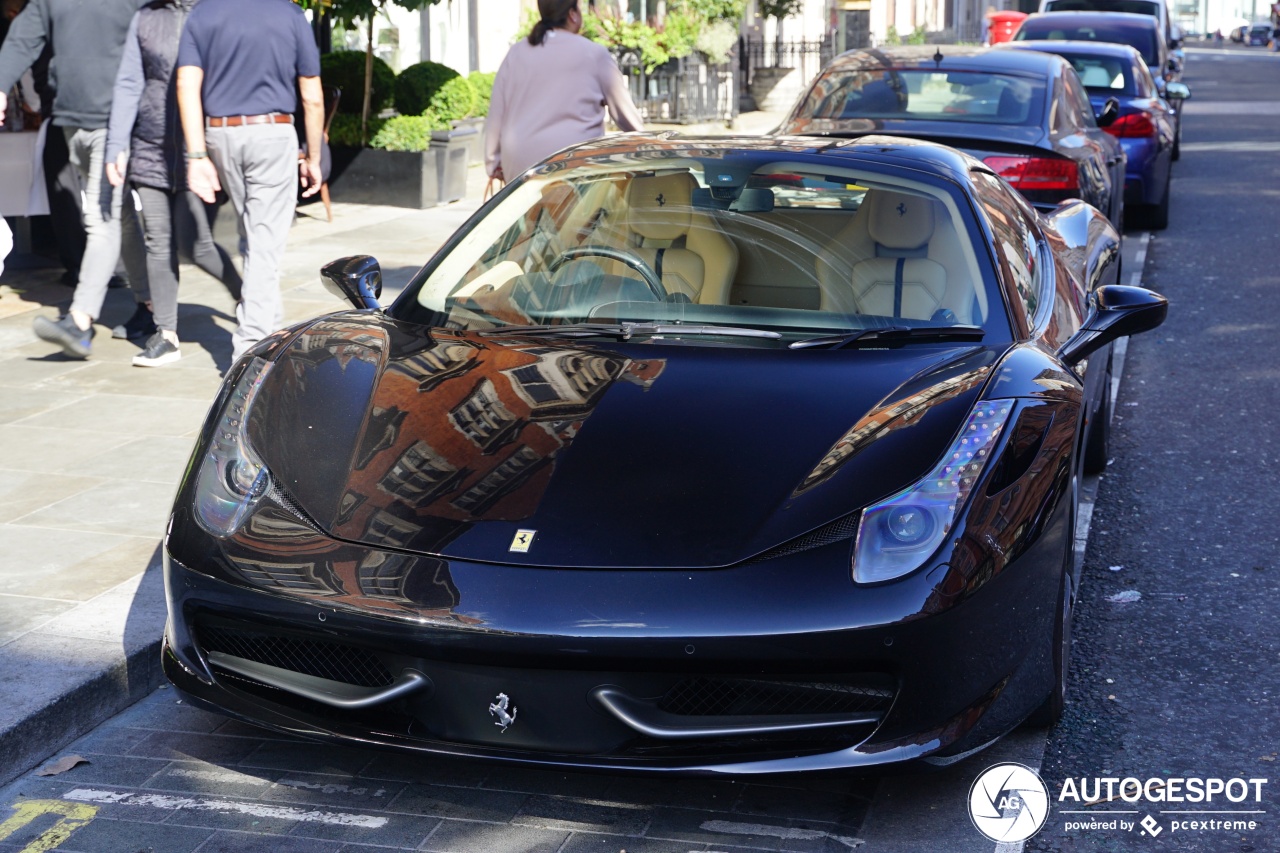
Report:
983,156,1079,191
1104,112,1157,139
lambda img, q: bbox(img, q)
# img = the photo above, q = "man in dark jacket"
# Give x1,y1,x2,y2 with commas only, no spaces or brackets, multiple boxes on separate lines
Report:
105,0,240,367
0,0,145,358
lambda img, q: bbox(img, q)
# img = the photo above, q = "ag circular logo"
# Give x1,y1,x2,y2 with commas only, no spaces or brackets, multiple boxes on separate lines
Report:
968,762,1050,842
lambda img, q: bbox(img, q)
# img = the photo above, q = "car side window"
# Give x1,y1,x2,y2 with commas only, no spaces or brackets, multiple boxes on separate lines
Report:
1134,59,1156,97
1063,69,1097,128
971,170,1041,327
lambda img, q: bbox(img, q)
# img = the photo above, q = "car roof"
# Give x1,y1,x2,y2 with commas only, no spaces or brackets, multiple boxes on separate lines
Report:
821,44,1068,78
999,39,1146,61
1021,11,1162,31
552,133,984,187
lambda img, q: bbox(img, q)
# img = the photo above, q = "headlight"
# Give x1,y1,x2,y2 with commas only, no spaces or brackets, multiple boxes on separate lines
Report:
852,400,1013,583
194,357,275,537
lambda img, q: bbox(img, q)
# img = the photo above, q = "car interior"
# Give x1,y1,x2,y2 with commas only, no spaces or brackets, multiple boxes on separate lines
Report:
424,159,993,337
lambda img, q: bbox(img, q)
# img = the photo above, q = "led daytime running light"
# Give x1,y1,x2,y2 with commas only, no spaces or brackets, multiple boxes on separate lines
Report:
853,400,1013,583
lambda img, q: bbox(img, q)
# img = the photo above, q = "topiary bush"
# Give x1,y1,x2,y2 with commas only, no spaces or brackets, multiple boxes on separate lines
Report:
428,75,477,124
394,61,461,118
467,71,497,117
321,50,396,115
369,113,449,151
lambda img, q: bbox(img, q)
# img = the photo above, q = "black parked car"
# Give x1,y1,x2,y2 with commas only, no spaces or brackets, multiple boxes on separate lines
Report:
1014,11,1184,158
776,46,1127,229
163,135,1166,773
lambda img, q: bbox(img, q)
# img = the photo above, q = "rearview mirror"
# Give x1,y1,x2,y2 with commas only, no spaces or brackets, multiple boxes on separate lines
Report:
321,255,383,311
1059,285,1167,365
1165,82,1191,101
1095,97,1120,127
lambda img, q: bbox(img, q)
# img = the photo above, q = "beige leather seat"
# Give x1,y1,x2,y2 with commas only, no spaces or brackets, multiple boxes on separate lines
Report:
624,173,738,304
817,189,982,323
849,190,948,320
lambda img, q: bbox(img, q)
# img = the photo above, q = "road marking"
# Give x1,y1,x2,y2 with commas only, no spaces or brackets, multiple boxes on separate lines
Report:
1179,140,1280,154
62,788,387,828
701,820,864,848
1182,100,1280,115
0,800,98,853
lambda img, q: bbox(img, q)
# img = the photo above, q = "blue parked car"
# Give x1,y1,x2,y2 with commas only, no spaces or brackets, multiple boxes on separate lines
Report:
1000,41,1188,229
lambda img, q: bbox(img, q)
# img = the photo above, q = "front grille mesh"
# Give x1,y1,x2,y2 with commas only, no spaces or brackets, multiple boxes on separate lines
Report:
198,623,394,688
658,677,894,717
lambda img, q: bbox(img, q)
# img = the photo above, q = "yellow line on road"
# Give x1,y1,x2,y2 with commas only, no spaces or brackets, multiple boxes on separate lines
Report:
0,799,99,853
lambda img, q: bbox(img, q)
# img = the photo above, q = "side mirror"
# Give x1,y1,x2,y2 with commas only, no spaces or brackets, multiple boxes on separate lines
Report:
321,255,383,311
1095,97,1120,128
1165,82,1191,101
1059,285,1168,365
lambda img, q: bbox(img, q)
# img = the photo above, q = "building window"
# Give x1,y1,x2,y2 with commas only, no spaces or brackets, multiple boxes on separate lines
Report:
450,378,519,452
379,440,463,506
451,446,544,515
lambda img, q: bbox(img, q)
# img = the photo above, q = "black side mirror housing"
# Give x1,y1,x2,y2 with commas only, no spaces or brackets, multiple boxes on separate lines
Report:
1165,82,1191,101
1095,97,1120,128
321,255,383,311
1059,285,1168,365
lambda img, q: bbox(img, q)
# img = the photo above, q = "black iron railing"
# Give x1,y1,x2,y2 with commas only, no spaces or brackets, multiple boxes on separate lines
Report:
617,51,738,125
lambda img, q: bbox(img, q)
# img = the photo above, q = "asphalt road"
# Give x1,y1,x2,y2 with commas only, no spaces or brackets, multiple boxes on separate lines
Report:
1,46,1276,853
1026,44,1280,853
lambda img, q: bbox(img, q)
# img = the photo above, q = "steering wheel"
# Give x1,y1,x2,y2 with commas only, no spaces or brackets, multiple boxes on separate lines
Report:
548,245,667,302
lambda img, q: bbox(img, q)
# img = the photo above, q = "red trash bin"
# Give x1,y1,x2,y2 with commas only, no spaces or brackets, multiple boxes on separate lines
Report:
988,11,1028,44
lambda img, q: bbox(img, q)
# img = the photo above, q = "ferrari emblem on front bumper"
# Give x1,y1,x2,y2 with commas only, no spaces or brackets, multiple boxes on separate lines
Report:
509,529,535,552
489,693,517,731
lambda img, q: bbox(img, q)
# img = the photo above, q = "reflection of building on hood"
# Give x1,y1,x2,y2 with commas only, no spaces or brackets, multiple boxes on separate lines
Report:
320,331,669,552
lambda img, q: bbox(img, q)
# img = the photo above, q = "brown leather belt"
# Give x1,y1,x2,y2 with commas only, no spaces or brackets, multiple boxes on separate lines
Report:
206,113,293,128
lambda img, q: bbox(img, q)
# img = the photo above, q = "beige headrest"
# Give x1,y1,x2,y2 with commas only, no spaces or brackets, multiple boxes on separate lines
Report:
627,173,694,241
865,190,936,251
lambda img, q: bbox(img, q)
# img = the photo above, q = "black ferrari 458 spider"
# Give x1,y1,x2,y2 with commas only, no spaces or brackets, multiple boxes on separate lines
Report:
163,135,1166,773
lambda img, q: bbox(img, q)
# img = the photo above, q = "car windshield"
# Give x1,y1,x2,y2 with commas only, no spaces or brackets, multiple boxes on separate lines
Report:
796,68,1046,126
399,149,1003,345
1016,21,1159,67
1056,52,1136,94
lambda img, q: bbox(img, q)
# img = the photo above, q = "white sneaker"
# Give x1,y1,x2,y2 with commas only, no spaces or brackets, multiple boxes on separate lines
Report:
132,332,181,367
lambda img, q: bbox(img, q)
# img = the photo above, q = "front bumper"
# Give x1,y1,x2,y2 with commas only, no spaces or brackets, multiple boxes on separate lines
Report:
162,503,1068,772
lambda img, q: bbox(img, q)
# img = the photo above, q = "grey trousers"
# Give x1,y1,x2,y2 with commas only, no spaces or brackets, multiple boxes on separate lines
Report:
206,123,298,360
65,127,123,320
132,183,242,332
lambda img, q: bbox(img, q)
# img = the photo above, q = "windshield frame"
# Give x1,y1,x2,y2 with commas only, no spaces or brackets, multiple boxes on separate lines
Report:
387,145,1015,348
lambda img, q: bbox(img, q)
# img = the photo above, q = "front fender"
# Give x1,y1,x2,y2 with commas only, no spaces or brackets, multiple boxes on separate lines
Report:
1045,200,1122,295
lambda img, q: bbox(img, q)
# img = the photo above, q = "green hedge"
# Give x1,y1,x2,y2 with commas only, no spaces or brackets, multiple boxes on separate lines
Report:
429,76,477,124
394,61,461,118
321,51,396,114
467,71,497,117
368,113,449,151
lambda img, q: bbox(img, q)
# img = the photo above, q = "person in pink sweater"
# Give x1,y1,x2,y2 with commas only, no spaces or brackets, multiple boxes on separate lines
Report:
484,0,643,182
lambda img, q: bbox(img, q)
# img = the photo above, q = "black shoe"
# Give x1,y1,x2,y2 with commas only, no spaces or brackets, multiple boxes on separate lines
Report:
33,313,95,359
107,275,127,289
112,302,157,340
132,332,181,367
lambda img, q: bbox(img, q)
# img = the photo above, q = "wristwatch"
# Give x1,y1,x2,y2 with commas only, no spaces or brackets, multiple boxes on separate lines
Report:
186,150,209,159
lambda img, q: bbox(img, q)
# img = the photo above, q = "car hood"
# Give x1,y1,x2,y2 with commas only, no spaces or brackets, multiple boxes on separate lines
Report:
249,316,999,568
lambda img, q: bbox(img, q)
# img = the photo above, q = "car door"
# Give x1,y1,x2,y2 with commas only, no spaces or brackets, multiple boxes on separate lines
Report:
1054,67,1125,227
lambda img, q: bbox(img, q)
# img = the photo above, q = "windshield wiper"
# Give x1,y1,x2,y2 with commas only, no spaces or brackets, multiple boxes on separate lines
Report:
789,325,985,350
483,322,782,341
